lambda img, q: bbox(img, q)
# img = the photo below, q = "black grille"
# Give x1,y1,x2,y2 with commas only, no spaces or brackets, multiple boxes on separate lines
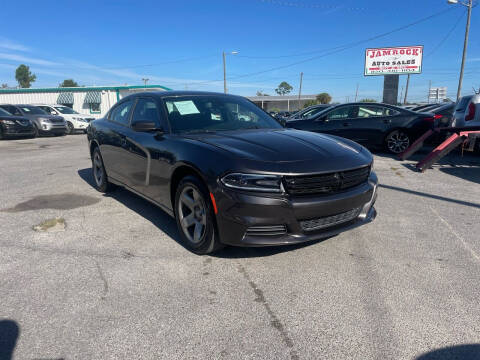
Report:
245,225,287,237
300,207,361,232
50,118,64,123
284,166,370,196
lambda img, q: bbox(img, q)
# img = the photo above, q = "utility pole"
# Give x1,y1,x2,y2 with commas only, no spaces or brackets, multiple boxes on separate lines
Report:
404,74,411,104
222,51,238,94
354,83,359,102
223,52,227,94
298,72,303,110
399,86,404,105
428,80,432,103
142,78,149,87
448,0,473,100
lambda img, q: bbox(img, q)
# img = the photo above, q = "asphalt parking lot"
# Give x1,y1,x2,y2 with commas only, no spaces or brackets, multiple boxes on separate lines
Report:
1,135,480,360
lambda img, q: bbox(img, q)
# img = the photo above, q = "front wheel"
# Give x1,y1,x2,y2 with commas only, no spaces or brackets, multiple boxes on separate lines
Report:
174,176,223,254
67,122,74,134
385,130,410,154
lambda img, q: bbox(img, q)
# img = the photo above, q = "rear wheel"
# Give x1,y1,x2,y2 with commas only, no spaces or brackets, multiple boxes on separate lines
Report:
385,130,410,154
174,176,223,254
32,125,39,138
92,147,114,193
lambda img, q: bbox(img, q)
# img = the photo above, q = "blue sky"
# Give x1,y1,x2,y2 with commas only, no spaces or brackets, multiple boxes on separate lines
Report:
1,0,479,102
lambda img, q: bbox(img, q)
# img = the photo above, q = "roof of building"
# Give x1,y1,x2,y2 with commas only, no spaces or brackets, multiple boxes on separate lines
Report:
247,95,317,101
0,84,171,94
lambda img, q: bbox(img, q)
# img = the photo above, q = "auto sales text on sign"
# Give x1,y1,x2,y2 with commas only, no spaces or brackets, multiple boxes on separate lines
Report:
364,46,423,76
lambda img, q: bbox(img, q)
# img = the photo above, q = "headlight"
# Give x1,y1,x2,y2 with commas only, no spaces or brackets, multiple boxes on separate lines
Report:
0,119,16,125
221,173,284,193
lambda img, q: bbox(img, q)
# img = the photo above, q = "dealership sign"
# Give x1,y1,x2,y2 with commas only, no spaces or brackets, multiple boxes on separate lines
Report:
364,46,423,76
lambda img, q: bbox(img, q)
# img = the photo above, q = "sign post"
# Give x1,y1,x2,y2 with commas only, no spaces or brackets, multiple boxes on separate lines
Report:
364,46,423,105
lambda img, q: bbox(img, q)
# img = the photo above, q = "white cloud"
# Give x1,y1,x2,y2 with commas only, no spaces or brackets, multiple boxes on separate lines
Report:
0,38,30,52
0,52,60,66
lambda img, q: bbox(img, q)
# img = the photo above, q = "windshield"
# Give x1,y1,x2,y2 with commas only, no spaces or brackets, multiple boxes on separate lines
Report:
0,108,12,116
163,95,283,134
54,106,79,114
20,106,47,115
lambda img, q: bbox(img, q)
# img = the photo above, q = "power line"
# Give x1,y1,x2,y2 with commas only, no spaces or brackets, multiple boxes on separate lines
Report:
425,9,466,57
185,6,457,86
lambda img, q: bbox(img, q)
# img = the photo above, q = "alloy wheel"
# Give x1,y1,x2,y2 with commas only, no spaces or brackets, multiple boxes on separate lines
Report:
93,151,104,187
67,122,74,134
178,186,207,244
386,131,410,154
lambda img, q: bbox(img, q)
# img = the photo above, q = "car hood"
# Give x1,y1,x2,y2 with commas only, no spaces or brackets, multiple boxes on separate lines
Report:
186,129,371,164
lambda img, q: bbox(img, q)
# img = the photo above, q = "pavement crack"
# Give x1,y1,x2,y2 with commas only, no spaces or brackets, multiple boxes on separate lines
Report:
238,264,298,360
94,260,109,300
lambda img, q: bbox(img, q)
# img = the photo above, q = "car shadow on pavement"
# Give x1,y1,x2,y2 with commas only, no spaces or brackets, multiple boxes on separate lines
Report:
0,320,19,360
415,344,480,360
378,184,480,210
77,168,328,257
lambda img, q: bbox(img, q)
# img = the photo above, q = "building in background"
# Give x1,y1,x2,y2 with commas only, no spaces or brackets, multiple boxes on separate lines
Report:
0,85,170,118
247,95,317,112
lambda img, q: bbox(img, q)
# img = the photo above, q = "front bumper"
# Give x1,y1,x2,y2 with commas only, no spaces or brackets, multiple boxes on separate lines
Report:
40,123,67,133
2,123,35,136
214,172,378,247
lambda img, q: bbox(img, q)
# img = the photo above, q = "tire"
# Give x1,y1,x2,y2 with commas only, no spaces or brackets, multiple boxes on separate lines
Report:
174,175,223,254
385,129,410,154
92,147,114,193
32,125,39,138
0,128,3,140
67,122,74,135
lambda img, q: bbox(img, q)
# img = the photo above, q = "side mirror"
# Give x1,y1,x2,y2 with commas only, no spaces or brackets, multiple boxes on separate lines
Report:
132,120,162,133
51,111,58,115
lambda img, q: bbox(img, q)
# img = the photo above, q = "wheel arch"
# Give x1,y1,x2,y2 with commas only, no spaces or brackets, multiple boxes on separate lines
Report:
169,163,210,211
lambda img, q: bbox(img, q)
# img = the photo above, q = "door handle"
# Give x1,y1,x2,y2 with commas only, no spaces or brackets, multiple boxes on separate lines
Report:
343,122,351,127
383,119,391,124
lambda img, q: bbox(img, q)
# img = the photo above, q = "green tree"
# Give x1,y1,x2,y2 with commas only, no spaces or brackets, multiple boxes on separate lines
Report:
15,64,36,88
359,98,377,102
316,93,332,104
1,83,8,88
59,79,79,87
275,81,293,96
256,90,269,96
303,100,318,108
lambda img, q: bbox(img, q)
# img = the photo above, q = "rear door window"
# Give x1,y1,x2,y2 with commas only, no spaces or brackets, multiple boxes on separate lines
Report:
110,100,133,126
455,96,472,111
326,106,356,120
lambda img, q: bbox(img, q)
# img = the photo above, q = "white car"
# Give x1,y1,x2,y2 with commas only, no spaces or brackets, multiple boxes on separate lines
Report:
34,104,94,134
452,94,480,128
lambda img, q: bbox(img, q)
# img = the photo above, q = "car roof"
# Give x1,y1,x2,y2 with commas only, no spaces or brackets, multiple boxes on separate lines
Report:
121,90,237,101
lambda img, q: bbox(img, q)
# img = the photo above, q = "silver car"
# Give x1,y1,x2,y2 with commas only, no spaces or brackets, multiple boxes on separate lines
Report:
0,104,67,136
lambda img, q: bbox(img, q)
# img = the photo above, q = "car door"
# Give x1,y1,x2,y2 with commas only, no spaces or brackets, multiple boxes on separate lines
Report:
340,105,397,145
100,99,135,185
307,105,358,137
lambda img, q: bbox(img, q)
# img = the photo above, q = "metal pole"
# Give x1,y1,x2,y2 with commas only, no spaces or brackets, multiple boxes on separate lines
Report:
354,83,359,102
298,72,303,110
456,0,473,100
223,51,227,94
399,86,404,105
428,80,432,103
404,74,410,104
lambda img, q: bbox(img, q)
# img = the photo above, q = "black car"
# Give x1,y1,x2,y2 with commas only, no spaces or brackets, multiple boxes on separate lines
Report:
287,104,332,121
87,91,377,254
286,102,434,154
0,107,35,139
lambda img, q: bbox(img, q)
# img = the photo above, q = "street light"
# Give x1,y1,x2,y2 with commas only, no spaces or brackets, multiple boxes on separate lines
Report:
142,78,149,87
223,51,238,94
448,0,474,100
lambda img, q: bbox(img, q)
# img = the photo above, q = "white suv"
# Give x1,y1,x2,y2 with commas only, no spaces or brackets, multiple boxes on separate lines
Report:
35,104,94,134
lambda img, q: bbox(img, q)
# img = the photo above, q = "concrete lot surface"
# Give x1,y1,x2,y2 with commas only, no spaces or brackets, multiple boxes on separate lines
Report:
1,135,479,359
